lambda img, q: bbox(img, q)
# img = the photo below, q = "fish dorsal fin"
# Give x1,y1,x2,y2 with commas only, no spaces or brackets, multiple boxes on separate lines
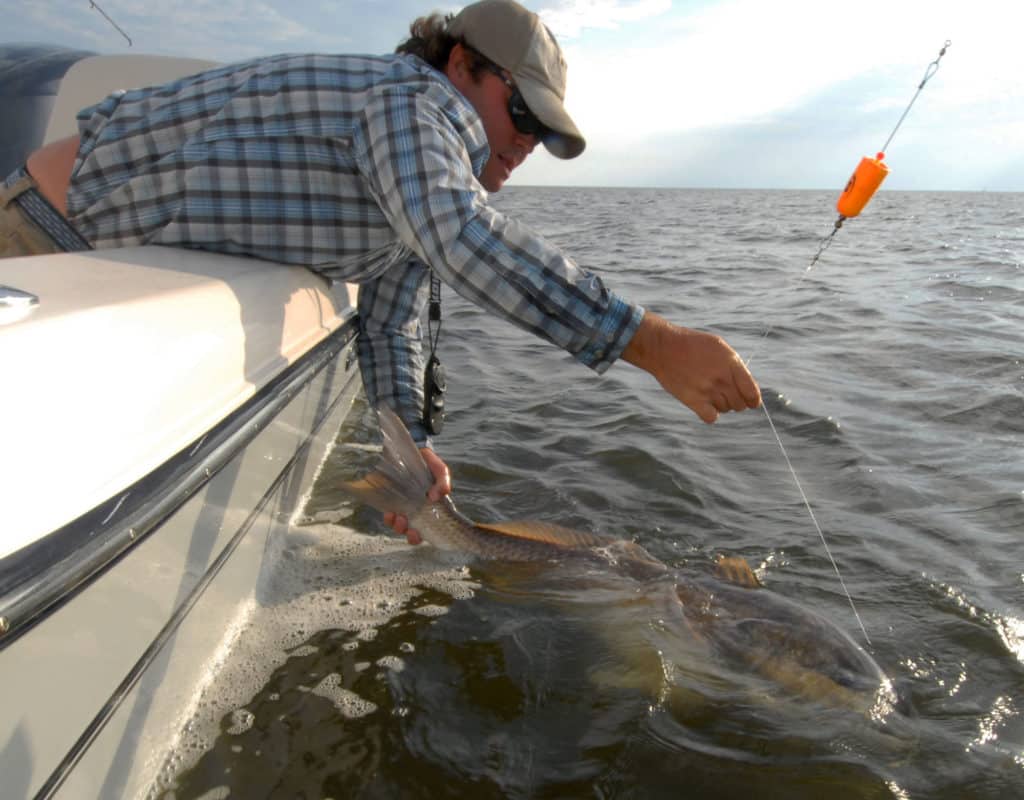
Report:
474,520,611,550
714,555,763,588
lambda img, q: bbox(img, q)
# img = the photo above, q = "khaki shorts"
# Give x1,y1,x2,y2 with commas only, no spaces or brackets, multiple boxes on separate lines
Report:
0,171,65,258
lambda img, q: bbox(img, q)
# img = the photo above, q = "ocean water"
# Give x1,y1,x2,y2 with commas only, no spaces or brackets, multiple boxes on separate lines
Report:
157,187,1023,799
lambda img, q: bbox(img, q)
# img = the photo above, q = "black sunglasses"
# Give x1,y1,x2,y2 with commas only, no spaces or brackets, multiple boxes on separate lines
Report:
481,62,551,140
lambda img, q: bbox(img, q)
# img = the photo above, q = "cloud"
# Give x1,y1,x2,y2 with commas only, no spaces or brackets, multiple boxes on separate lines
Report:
516,19,1024,194
128,0,312,42
6,0,1018,190
538,0,672,39
10,0,348,61
112,0,322,59
556,0,1022,148
11,0,114,49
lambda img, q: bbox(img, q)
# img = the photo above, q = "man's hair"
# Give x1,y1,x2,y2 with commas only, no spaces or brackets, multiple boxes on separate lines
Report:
395,12,489,78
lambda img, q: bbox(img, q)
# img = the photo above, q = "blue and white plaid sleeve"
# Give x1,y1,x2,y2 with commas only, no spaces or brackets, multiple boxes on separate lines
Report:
356,256,433,447
355,84,644,446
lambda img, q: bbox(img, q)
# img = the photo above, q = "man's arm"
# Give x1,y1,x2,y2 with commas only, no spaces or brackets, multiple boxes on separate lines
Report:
357,89,758,427
357,257,434,447
355,88,643,378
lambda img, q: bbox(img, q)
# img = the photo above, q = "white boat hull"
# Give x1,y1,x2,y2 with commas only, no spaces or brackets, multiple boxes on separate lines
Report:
1,47,371,798
0,247,363,798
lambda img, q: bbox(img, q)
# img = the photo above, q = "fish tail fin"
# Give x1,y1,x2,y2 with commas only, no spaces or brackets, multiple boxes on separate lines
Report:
342,406,434,518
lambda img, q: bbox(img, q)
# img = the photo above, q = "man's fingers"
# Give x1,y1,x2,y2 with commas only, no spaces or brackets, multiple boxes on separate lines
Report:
732,359,762,408
724,389,748,413
420,447,451,502
698,401,719,424
382,512,423,545
381,448,449,546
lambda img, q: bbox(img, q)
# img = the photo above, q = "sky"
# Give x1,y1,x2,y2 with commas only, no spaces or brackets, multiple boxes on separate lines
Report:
6,0,1023,191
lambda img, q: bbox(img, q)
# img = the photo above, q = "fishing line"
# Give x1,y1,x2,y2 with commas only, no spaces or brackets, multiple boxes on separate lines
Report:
760,403,872,645
742,40,952,647
88,1,133,46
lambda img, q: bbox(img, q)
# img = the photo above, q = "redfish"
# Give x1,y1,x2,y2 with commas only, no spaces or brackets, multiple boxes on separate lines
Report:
343,406,897,717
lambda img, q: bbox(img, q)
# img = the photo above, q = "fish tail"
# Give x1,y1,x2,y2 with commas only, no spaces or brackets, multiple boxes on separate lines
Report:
342,406,434,518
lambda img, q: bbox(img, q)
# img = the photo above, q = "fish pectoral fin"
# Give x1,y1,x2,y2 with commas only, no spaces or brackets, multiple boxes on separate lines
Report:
474,520,610,549
714,555,763,588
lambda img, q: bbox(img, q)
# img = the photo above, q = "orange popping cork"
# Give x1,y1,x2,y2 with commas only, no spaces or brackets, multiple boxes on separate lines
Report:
836,152,889,218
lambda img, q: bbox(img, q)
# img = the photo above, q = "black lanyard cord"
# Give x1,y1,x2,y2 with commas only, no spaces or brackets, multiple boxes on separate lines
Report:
427,273,442,353
422,272,446,434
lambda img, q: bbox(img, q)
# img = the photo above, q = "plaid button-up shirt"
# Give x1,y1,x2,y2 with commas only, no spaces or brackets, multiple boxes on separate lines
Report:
68,53,643,445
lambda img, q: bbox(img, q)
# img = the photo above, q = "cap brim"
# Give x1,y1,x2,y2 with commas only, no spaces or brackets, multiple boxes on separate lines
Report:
515,75,585,160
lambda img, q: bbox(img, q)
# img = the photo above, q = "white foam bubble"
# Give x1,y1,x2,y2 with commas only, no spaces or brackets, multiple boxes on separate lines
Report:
376,655,405,672
305,507,354,525
311,673,378,718
413,604,450,618
195,788,230,800
226,708,254,736
153,522,478,788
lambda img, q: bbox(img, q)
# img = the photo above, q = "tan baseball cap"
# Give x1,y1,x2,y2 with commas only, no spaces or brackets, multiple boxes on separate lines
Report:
448,0,586,159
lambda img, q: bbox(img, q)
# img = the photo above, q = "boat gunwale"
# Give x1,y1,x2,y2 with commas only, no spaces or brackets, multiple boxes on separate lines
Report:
0,315,358,649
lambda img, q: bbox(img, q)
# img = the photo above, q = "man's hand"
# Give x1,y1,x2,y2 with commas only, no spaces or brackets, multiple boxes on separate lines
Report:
382,447,451,545
622,311,761,422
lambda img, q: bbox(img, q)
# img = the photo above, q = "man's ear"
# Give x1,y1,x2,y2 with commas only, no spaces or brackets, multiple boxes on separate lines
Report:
445,43,470,85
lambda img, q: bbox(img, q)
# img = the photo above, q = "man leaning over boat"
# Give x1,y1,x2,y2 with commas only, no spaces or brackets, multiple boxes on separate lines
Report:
0,0,761,541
